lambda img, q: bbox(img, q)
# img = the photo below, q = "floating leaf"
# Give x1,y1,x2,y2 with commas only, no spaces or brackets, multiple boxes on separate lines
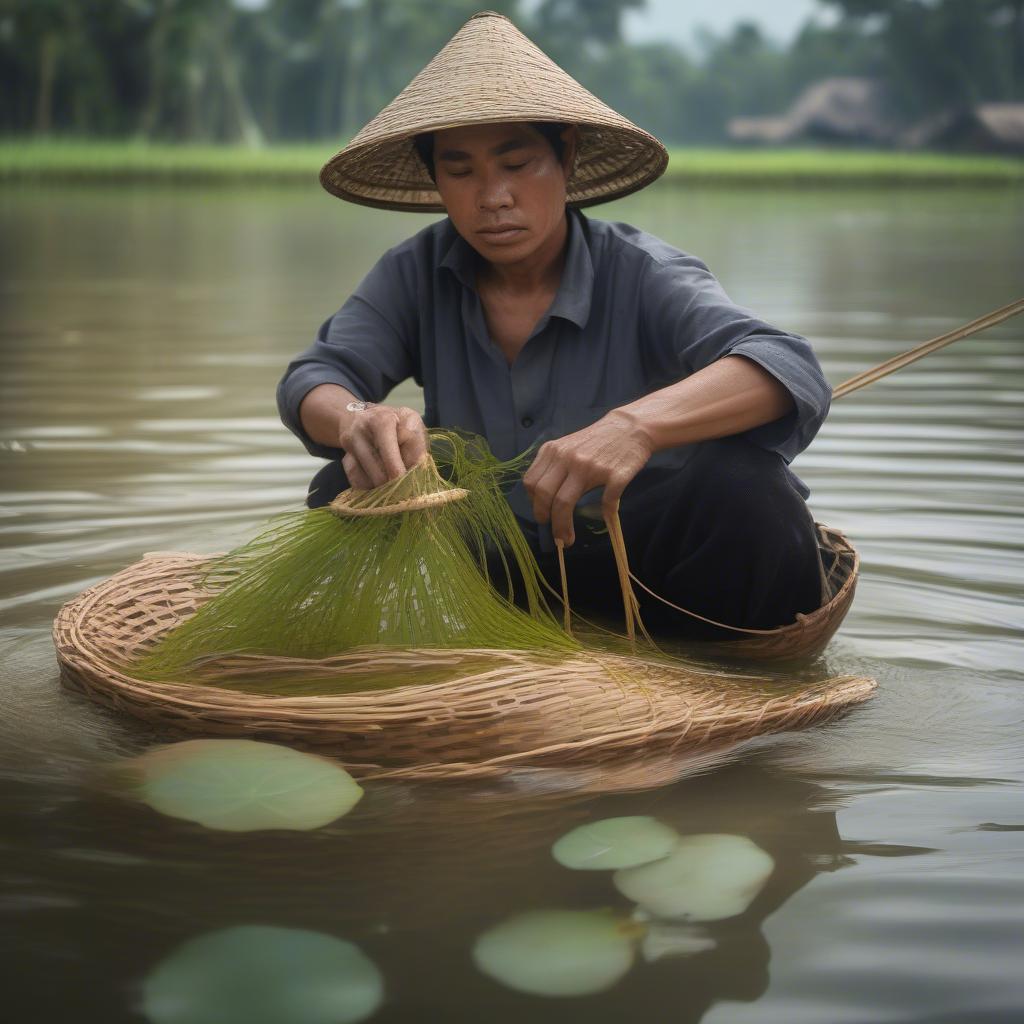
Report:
472,909,635,997
552,816,680,871
125,739,363,832
614,834,774,922
141,925,383,1024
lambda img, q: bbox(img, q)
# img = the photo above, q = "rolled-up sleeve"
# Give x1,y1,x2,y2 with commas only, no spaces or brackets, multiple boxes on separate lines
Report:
640,252,830,461
277,249,419,459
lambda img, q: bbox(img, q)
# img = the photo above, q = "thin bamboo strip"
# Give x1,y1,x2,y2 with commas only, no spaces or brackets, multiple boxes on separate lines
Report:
832,297,1024,401
330,486,468,516
555,538,572,634
604,500,636,644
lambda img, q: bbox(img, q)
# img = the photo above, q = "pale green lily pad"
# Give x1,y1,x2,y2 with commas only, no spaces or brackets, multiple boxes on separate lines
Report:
552,816,680,870
614,833,774,922
125,739,363,832
141,925,383,1024
472,909,636,997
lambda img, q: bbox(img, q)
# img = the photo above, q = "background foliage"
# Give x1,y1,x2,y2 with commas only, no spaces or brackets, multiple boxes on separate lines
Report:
1,0,1021,144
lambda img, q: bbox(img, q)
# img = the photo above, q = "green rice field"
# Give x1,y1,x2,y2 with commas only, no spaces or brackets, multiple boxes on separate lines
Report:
1,138,1021,187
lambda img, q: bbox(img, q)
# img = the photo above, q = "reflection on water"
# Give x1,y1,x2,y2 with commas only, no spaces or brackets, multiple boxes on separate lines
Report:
5,756,879,1022
141,925,383,1024
472,909,639,997
1,183,1022,1021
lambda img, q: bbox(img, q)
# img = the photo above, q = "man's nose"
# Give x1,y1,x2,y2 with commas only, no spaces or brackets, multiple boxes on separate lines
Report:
477,171,512,211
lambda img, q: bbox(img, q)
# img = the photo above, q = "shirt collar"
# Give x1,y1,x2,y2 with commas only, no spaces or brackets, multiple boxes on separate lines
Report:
439,208,594,330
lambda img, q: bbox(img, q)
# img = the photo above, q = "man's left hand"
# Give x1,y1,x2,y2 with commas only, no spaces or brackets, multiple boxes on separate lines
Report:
522,409,653,547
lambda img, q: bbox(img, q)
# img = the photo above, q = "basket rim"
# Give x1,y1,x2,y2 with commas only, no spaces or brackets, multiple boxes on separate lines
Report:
52,547,876,777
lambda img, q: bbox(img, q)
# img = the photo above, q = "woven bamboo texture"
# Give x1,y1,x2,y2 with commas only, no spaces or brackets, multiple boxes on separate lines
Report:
54,551,875,781
319,12,668,212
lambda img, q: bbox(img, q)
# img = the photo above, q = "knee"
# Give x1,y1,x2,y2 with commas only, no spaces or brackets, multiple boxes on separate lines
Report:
681,439,818,566
685,436,789,509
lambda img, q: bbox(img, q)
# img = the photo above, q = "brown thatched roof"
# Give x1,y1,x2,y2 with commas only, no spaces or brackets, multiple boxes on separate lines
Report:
728,77,895,145
904,103,1024,153
727,115,792,145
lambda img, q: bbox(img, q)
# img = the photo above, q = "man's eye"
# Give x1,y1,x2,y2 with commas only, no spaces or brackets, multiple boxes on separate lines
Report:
447,169,471,178
505,161,528,171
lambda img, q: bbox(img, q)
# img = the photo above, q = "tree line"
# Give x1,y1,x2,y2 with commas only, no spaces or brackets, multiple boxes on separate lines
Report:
1,0,1021,145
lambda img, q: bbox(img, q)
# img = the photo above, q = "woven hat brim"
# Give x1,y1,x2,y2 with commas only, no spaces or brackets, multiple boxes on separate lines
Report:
320,119,668,213
318,12,669,212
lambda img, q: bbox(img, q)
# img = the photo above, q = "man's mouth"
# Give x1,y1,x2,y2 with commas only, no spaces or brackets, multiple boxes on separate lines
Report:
477,226,526,242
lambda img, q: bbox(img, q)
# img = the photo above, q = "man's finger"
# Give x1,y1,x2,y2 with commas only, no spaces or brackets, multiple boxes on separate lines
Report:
550,476,585,546
396,409,428,467
368,415,406,480
348,433,389,488
528,462,569,524
523,442,555,493
601,469,634,518
342,453,373,490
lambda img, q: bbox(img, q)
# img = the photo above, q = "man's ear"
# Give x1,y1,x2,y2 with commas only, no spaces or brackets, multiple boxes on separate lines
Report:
559,125,578,180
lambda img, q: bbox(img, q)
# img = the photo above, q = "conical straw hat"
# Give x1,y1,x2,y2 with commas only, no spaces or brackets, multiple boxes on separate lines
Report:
320,10,669,212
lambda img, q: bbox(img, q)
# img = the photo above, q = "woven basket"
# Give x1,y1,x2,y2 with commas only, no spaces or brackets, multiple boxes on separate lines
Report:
699,524,860,662
54,550,875,781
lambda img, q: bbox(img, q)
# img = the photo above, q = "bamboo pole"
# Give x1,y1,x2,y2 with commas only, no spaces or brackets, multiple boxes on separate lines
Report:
831,297,1024,402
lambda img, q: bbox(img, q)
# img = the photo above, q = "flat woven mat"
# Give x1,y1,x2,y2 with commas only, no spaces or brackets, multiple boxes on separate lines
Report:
54,553,877,782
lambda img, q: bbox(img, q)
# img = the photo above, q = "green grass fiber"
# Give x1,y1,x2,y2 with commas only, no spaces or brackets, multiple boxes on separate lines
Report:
132,431,579,691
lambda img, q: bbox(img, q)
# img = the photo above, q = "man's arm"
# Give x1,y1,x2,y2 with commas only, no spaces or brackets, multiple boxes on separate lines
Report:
298,382,426,489
617,353,793,452
278,246,427,486
523,354,791,546
525,246,828,547
637,249,831,460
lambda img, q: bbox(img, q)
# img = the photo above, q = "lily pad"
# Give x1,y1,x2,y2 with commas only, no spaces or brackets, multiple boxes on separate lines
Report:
552,816,680,870
125,739,363,832
141,925,383,1024
472,909,636,997
613,833,774,922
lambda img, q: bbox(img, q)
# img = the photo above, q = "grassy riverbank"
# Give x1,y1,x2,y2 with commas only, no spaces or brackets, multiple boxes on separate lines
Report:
1,139,1022,187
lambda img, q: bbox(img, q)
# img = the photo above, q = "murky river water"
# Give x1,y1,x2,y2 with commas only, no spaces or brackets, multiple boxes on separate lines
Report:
2,183,1022,1022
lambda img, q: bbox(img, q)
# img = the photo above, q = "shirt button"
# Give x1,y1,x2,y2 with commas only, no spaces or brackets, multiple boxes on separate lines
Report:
521,416,534,428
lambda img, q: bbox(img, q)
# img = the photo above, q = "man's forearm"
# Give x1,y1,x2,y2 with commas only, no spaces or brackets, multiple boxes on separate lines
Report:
612,354,795,453
298,383,364,450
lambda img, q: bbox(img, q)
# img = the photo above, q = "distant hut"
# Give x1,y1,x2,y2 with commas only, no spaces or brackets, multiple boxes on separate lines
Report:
728,77,895,146
727,115,793,146
903,103,1024,154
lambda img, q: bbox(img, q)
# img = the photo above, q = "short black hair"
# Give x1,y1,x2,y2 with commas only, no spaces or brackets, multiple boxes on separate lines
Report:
412,122,568,183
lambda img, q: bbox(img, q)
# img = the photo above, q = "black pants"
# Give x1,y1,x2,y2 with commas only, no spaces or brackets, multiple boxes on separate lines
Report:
306,436,824,641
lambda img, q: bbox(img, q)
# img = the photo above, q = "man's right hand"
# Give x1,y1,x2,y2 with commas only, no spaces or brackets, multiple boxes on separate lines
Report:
298,383,428,490
338,404,428,489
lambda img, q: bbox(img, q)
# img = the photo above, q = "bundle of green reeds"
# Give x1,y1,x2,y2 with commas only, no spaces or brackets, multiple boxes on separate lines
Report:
133,431,580,688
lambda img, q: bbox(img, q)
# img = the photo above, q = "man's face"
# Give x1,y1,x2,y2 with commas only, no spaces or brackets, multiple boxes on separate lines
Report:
432,122,575,266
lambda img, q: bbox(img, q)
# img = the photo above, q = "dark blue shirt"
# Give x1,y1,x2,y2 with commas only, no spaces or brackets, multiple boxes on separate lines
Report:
278,208,830,547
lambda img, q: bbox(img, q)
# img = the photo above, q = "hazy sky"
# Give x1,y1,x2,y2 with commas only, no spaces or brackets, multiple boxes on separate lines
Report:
623,0,828,48
237,1,829,48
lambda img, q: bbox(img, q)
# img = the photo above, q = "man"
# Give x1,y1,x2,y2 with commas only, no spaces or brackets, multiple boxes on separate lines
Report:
277,13,830,639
